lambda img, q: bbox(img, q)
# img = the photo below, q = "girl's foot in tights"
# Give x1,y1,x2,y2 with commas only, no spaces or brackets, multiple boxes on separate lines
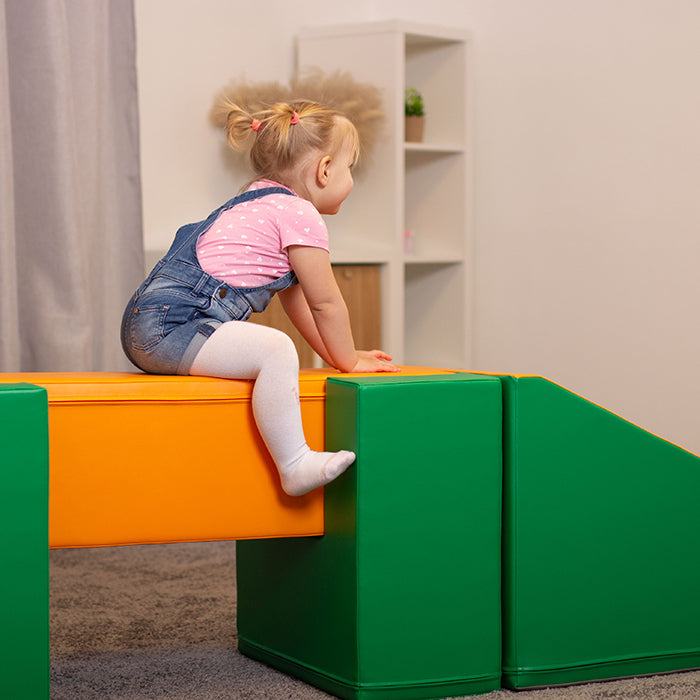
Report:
280,448,356,496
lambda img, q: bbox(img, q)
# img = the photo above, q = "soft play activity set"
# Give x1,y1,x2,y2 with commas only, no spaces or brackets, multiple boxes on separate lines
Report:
2,368,699,699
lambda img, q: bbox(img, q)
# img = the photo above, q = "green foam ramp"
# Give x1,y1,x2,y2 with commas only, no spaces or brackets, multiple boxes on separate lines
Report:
497,375,700,688
0,383,49,699
236,373,502,699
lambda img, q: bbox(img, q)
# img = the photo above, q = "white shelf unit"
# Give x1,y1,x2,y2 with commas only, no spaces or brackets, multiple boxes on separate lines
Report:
297,20,471,368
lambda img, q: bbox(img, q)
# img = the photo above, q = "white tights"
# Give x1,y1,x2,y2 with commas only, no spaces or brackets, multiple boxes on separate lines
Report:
189,321,355,496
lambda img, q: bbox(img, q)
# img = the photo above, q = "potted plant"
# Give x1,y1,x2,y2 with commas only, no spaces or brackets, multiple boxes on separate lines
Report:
404,87,425,143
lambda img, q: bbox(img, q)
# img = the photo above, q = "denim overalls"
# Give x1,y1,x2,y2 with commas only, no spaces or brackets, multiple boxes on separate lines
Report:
121,187,298,375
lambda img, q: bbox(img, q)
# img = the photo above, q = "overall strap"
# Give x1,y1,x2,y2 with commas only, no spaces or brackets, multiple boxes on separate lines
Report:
228,186,294,206
167,186,296,261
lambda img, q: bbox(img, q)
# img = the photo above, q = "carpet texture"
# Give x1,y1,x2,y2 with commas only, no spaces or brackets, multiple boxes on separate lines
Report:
50,541,700,699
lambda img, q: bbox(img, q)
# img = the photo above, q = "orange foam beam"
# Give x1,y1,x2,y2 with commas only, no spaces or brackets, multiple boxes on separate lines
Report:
1,367,452,548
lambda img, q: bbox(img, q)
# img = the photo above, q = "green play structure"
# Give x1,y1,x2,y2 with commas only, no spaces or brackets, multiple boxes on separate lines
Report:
238,373,504,698
2,371,699,699
0,383,49,699
498,374,700,688
238,372,700,698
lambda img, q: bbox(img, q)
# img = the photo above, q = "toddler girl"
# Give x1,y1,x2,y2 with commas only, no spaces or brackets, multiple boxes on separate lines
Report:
121,98,398,496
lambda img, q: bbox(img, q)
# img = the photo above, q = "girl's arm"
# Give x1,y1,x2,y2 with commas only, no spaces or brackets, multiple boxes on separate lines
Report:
280,285,395,369
277,284,335,366
285,245,398,373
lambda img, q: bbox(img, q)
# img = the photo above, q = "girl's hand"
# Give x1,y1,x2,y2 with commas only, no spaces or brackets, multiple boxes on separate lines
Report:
351,350,400,373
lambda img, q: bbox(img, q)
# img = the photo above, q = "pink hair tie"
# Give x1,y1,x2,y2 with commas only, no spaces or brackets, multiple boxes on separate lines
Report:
290,111,300,125
251,118,262,132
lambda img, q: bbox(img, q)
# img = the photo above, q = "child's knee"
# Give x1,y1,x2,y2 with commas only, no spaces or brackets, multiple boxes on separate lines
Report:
266,330,299,367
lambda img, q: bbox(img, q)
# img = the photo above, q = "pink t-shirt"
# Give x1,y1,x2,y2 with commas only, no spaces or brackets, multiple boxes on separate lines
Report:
196,180,329,288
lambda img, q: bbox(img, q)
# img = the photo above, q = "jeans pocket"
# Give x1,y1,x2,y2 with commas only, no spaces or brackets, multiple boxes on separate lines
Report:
128,303,169,352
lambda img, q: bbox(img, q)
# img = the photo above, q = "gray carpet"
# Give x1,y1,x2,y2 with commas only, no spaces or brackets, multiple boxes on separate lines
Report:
50,541,700,700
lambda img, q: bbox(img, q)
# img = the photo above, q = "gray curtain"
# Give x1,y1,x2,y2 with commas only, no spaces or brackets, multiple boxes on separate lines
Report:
0,0,144,371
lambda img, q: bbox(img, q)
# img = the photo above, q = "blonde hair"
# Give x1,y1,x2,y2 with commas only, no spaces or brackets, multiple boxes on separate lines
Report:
210,70,383,180
219,99,358,183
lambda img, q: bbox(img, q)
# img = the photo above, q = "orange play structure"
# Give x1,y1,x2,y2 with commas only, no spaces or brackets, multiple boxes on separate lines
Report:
2,368,451,548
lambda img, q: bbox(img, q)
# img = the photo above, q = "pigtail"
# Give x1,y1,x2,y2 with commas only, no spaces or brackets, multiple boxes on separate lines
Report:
266,102,298,151
210,97,256,152
225,101,252,151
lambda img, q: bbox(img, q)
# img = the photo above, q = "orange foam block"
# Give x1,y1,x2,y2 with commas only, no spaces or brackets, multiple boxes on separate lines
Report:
1,367,452,548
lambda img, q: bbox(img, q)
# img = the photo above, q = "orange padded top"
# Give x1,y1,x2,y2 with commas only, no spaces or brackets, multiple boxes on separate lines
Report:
0,367,454,404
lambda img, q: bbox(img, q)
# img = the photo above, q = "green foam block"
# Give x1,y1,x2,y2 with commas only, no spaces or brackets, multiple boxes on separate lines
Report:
0,383,49,699
498,375,700,689
236,373,503,699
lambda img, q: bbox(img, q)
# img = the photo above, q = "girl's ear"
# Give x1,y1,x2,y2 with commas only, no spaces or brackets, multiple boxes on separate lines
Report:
315,155,332,188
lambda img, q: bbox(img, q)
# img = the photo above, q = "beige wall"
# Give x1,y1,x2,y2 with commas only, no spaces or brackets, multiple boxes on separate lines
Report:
136,0,700,454
466,1,700,455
